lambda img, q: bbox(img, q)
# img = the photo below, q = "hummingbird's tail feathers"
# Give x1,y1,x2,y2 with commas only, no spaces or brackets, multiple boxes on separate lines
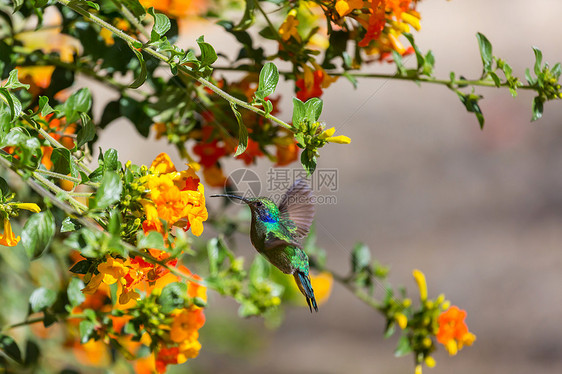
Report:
294,271,318,313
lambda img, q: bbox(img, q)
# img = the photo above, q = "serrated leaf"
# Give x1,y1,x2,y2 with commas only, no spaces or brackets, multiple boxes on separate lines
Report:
128,44,147,89
231,103,248,156
76,112,95,148
22,211,55,260
255,62,279,100
29,287,57,313
476,32,493,74
92,171,122,209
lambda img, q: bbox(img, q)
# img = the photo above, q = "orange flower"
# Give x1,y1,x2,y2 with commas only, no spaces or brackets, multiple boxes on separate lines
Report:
170,309,205,343
139,0,208,19
275,140,300,166
358,0,387,47
0,218,20,247
202,164,227,187
296,69,324,101
235,138,263,165
192,140,226,168
436,306,476,355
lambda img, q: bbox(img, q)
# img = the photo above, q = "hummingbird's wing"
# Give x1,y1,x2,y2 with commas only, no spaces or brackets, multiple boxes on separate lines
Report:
278,179,315,239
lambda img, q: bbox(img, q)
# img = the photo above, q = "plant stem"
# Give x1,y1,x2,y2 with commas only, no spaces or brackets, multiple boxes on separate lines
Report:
35,169,82,184
54,0,293,131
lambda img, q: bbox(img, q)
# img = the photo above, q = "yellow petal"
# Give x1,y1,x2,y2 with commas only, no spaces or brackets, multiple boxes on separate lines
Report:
412,269,427,301
326,135,351,144
14,203,41,213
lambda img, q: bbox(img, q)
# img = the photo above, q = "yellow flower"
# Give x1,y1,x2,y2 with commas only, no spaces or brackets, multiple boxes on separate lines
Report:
325,135,351,144
412,269,427,301
310,271,333,305
425,356,436,368
0,218,20,247
98,257,128,284
415,364,423,374
278,9,301,42
401,11,421,31
335,0,364,17
13,203,41,213
395,313,408,329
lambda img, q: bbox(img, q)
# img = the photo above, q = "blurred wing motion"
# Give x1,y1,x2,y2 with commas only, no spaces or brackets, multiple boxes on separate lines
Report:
278,179,315,239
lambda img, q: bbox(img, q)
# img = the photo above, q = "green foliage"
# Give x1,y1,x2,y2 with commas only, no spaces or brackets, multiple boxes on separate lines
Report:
21,211,55,259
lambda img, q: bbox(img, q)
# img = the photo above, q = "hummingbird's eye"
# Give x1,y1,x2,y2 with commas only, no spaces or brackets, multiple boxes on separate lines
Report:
255,201,262,207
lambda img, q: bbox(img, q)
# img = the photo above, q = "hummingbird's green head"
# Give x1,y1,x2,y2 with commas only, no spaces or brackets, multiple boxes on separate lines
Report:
210,195,279,223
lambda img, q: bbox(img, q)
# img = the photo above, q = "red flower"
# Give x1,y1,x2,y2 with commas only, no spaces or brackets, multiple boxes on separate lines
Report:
295,70,324,101
192,140,226,168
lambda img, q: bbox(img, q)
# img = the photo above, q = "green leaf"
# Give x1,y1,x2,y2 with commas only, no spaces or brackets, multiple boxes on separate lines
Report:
3,69,29,90
351,243,371,273
476,32,493,74
50,148,72,175
63,88,92,123
92,171,122,209
304,98,323,123
85,1,99,10
292,97,305,128
0,87,22,121
196,35,218,67
532,47,543,76
158,282,187,314
121,0,146,18
403,33,424,71
67,278,86,307
0,176,9,197
391,50,406,76
29,287,57,312
300,148,317,175
21,211,55,260
394,335,412,357
23,340,40,367
457,92,485,129
249,256,269,283
79,320,95,344
148,7,171,41
531,96,543,121
136,230,166,250
128,44,148,89
76,113,95,148
69,259,91,274
489,72,501,87
255,62,279,100
11,0,24,13
108,210,122,236
61,217,82,232
233,0,256,31
231,103,248,156
102,148,120,171
0,334,22,364
38,96,54,116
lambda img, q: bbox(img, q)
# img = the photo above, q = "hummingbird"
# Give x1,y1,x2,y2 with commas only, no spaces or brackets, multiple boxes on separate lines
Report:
211,179,318,312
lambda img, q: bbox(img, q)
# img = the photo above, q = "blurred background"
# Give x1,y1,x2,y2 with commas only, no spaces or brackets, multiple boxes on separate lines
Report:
92,0,562,373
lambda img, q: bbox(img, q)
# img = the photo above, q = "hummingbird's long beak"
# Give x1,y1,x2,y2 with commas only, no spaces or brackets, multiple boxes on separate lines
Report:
210,194,250,203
